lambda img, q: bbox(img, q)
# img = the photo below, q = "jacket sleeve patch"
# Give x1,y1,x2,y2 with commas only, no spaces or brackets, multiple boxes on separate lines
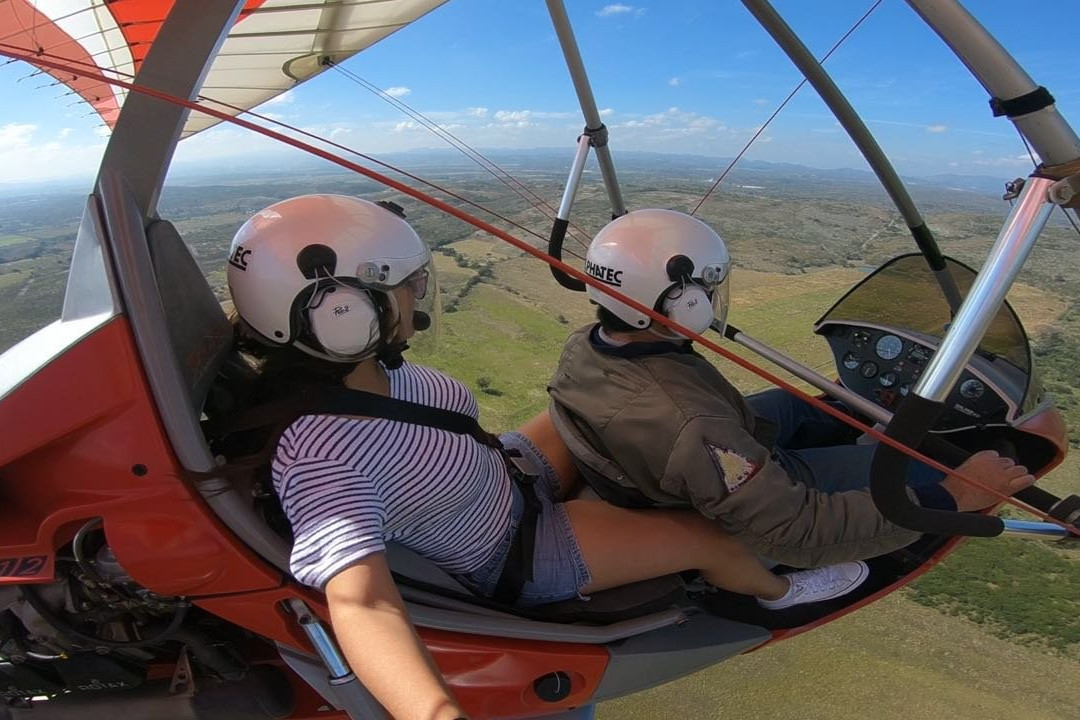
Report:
706,443,760,494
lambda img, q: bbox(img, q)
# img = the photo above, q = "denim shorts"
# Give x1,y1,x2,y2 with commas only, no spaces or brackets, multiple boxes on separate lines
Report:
455,432,592,606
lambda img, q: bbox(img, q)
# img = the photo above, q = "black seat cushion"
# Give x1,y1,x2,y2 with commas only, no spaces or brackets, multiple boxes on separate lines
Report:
526,574,687,624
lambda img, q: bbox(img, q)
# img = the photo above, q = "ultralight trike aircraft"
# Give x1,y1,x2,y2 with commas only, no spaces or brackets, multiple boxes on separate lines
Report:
0,1,1078,719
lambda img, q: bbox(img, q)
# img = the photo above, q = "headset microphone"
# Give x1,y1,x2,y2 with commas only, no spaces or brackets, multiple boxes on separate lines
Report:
413,310,432,331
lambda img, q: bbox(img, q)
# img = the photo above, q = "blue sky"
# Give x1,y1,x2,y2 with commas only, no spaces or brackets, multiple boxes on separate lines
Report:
1,0,1078,185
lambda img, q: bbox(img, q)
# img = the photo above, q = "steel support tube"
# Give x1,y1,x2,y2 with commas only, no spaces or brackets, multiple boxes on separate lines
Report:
743,0,962,311
546,0,627,217
91,1,292,575
558,133,593,219
726,325,890,424
1000,519,1071,540
287,599,352,679
914,176,1056,401
907,0,1080,166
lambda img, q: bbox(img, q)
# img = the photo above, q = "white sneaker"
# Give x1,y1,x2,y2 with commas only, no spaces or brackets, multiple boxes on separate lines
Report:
757,561,870,610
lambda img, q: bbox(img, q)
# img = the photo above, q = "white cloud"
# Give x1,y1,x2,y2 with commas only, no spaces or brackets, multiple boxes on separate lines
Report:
58,128,73,140
93,126,111,138
384,86,411,99
964,153,1036,168
494,109,533,125
621,107,709,128
467,107,488,117
264,90,295,105
597,4,643,18
599,108,614,118
0,126,109,184
0,123,36,150
926,124,948,134
668,77,682,87
753,98,768,106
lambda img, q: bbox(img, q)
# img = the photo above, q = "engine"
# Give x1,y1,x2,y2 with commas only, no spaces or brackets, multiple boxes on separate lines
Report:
0,523,292,720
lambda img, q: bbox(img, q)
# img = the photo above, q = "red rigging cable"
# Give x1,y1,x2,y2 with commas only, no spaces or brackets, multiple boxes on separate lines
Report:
1,43,583,262
0,42,1074,537
692,0,883,217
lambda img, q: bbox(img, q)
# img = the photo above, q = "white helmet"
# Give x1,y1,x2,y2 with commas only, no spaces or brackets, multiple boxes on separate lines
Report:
585,208,731,337
227,194,432,362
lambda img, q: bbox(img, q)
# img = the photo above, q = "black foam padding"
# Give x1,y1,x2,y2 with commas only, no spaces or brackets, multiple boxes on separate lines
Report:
548,218,585,291
870,394,1003,537
990,86,1055,118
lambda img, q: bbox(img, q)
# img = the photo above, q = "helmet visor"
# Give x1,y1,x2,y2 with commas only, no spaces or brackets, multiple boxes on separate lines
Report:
709,270,731,335
693,260,730,335
412,262,438,328
404,260,440,349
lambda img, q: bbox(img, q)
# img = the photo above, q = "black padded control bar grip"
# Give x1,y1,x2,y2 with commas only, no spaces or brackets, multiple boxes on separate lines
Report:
870,393,1004,537
548,218,586,291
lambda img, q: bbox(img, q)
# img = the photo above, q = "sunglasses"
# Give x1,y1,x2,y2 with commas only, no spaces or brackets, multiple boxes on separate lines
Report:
406,268,430,299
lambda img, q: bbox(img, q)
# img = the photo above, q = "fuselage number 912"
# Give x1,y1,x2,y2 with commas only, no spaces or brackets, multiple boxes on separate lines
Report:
0,555,48,578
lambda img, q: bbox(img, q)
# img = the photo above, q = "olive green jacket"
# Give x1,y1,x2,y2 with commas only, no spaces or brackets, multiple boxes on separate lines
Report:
548,325,922,567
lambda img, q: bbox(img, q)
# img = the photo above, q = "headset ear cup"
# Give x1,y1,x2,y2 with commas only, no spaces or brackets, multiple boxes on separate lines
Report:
307,286,380,356
662,285,714,336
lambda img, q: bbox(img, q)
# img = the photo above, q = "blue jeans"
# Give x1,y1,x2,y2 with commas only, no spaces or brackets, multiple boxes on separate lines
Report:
454,432,592,606
745,389,944,493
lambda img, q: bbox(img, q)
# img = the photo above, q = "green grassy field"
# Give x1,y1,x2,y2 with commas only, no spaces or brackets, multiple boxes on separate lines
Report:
598,593,1080,720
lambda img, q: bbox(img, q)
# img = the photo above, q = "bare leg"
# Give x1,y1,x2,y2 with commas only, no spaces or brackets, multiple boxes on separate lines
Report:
564,500,789,600
517,409,582,500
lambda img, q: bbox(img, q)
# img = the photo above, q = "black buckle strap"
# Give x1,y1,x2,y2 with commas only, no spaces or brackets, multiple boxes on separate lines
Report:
492,451,542,605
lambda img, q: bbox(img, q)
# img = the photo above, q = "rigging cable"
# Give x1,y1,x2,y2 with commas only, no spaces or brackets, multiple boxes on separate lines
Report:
328,62,594,253
0,43,1074,537
0,42,585,263
691,0,883,217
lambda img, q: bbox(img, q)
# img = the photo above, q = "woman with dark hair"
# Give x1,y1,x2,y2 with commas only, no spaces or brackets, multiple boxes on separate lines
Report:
226,194,869,720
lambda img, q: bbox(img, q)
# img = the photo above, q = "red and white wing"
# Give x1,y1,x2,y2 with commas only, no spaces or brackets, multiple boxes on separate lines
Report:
0,0,448,137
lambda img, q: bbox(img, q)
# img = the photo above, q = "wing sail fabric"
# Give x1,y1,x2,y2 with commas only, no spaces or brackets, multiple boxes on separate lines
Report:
1,0,448,137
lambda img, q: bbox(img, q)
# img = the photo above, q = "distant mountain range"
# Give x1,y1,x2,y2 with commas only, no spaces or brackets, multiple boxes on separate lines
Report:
164,147,1017,195
2,147,1018,205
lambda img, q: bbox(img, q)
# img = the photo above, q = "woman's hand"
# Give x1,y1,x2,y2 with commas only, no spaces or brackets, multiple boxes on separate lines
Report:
325,553,467,720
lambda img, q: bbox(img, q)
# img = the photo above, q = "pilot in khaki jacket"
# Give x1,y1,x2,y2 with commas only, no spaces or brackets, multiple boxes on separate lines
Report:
549,209,1034,568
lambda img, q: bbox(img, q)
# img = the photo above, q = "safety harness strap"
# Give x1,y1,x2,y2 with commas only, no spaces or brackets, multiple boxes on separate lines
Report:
493,454,541,605
215,385,503,449
212,384,542,605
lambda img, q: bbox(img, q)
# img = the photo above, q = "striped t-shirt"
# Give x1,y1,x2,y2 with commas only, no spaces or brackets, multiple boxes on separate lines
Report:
272,362,513,589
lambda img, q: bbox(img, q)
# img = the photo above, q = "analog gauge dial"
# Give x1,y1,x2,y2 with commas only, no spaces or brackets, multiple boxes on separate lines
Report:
875,334,903,361
842,352,860,370
850,330,870,347
879,371,898,388
959,378,985,399
859,361,879,379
